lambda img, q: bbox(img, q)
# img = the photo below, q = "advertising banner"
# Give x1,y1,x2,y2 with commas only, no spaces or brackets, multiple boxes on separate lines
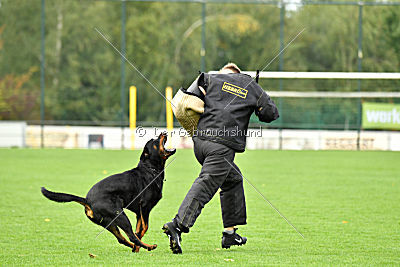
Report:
362,102,400,130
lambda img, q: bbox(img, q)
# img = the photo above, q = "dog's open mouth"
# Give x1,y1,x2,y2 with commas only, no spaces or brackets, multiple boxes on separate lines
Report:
159,132,176,158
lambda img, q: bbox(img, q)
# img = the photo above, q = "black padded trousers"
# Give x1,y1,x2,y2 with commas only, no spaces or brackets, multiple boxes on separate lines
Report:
174,137,247,232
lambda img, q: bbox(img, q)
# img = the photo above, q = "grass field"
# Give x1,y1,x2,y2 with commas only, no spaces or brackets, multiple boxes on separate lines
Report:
0,148,399,265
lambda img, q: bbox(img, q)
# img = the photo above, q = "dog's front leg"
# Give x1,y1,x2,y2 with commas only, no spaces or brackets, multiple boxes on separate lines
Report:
133,208,150,252
113,209,156,252
133,214,143,253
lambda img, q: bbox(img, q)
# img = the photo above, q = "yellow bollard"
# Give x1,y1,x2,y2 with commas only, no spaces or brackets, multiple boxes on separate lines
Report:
129,86,137,150
165,86,173,149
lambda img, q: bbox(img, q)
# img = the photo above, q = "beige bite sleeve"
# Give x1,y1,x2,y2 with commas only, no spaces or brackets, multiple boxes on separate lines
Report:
171,90,204,137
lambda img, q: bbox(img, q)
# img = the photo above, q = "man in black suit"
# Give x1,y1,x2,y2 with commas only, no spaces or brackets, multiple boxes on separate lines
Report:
163,63,279,254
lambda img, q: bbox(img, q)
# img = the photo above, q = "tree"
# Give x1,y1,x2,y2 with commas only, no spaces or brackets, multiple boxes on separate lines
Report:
0,23,38,120
0,66,38,120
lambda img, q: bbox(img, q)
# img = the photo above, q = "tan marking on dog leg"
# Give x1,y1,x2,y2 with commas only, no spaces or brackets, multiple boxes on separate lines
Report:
110,227,135,249
122,230,156,251
85,205,94,218
133,215,143,252
77,201,94,219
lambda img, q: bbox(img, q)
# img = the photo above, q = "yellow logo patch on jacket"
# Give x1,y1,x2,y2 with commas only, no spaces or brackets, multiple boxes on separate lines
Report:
221,82,248,99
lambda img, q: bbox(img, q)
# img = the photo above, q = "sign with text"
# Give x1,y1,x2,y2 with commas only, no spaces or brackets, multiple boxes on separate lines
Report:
362,102,400,130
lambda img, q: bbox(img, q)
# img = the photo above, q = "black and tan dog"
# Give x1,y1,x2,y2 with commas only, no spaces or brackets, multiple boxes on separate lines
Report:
41,132,176,252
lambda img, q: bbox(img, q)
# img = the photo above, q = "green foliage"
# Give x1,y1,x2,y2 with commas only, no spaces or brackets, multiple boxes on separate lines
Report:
384,8,400,66
0,66,38,120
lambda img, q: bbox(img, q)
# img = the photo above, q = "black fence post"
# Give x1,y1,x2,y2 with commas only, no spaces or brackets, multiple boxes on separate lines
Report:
278,2,285,150
201,1,206,72
40,0,46,148
121,0,127,149
357,2,363,150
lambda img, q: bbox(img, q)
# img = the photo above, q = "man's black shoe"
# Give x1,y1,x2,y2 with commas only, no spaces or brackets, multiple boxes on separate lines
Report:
162,220,182,254
221,228,247,249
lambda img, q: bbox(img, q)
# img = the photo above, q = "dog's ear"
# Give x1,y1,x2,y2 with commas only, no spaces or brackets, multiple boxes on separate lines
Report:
140,145,150,161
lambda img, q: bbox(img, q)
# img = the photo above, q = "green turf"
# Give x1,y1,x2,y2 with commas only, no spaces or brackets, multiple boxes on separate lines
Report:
0,148,399,265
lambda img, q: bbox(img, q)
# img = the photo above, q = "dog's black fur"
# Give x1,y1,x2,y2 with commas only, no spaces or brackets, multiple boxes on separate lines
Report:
41,132,176,252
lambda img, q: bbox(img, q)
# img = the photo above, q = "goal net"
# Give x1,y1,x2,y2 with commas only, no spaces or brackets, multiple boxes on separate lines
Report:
233,71,400,130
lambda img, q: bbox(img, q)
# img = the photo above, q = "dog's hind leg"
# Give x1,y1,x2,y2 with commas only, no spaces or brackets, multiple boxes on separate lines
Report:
107,225,135,249
114,211,157,252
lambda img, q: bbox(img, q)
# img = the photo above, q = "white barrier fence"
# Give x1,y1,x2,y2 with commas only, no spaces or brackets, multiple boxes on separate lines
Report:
0,121,26,148
1,122,400,151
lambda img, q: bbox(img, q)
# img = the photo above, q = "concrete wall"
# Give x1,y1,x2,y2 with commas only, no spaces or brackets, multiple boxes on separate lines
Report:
1,122,399,150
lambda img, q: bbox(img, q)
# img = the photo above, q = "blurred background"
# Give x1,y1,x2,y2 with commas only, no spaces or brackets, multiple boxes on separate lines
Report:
1,0,400,150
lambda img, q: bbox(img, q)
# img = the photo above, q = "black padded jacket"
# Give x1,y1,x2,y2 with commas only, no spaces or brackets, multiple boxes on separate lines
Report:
192,72,279,152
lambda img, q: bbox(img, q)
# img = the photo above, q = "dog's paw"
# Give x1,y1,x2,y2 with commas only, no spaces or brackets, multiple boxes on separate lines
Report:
132,245,140,253
147,244,157,251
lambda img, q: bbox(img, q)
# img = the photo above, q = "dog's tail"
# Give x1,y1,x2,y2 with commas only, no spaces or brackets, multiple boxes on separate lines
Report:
41,187,87,205
41,187,94,218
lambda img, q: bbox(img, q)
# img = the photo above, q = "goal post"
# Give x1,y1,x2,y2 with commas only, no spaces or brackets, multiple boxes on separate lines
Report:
239,71,400,80
209,71,400,80
267,91,400,98
208,71,400,131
